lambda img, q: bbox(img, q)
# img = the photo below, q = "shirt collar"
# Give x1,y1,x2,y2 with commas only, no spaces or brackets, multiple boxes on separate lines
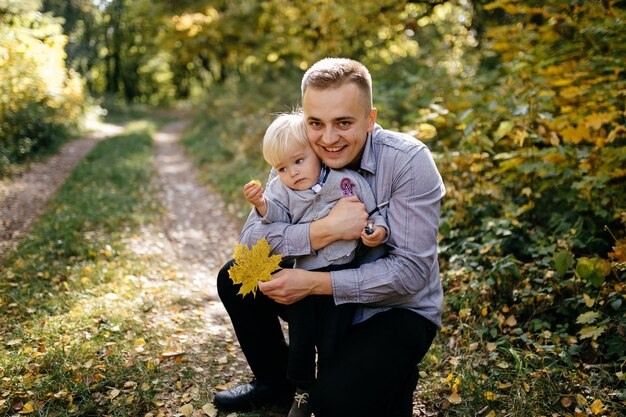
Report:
358,124,381,175
311,163,330,194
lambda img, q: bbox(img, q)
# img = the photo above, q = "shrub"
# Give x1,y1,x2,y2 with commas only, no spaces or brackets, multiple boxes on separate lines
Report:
0,0,87,176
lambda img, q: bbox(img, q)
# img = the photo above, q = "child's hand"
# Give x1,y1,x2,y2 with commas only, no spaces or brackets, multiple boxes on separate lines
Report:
243,181,266,214
361,225,386,247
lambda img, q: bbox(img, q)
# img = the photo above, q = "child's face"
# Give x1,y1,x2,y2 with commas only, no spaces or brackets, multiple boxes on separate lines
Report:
274,144,321,191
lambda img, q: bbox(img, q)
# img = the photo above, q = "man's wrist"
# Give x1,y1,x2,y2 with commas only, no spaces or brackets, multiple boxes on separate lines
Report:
311,271,332,296
309,217,334,250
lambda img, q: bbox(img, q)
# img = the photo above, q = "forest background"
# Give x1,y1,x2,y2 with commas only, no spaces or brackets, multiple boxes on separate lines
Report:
1,0,625,415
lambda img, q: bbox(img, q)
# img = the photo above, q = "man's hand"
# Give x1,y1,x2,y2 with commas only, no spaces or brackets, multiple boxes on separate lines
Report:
259,268,332,305
310,196,368,250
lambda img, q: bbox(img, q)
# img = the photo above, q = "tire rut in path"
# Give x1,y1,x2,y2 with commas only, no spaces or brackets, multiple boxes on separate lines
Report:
152,119,240,300
0,123,125,261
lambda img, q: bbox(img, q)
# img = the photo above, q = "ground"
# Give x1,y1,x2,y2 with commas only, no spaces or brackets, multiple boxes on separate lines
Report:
0,118,436,417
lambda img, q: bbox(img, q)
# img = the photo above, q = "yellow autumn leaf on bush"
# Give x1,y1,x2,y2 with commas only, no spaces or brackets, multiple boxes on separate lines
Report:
229,237,283,297
608,239,626,263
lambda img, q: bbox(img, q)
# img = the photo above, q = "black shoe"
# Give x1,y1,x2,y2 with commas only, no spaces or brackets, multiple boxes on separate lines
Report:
213,379,294,411
287,388,312,417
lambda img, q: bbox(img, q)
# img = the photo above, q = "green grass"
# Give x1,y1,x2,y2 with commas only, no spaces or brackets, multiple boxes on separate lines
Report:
0,121,218,416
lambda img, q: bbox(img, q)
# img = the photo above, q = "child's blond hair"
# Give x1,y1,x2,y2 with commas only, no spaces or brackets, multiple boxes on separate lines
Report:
263,111,309,167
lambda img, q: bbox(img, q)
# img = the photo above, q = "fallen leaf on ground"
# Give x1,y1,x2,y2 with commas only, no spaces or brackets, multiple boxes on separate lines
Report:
179,403,193,416
448,391,462,404
202,403,218,416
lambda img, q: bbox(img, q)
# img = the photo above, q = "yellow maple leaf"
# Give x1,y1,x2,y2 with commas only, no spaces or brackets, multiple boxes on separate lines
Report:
229,238,283,298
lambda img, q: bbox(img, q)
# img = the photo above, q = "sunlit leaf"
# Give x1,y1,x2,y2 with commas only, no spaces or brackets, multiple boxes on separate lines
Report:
590,399,604,414
576,311,600,325
575,257,610,288
179,403,193,416
608,240,626,263
416,123,437,140
494,120,514,140
561,123,590,144
202,403,218,417
505,315,517,327
18,401,34,414
578,325,606,340
448,390,462,404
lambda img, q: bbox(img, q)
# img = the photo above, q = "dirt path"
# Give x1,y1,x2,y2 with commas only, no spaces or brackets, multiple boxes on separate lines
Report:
0,123,125,260
138,119,256,415
0,117,284,415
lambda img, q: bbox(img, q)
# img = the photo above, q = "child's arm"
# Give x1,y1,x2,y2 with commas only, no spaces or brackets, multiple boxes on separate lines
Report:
243,181,267,217
361,224,387,247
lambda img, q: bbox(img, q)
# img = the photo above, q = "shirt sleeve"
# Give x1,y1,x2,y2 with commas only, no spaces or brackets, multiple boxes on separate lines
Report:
260,178,292,224
351,171,390,244
331,145,445,305
239,171,313,257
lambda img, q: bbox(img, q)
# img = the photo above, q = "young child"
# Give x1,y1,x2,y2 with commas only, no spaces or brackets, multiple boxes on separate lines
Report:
243,111,388,417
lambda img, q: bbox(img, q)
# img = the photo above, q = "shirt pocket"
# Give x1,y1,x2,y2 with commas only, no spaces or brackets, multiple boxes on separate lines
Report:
322,240,358,263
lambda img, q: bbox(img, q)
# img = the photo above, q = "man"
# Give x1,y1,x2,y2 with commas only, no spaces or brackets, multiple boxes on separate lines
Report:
214,58,445,417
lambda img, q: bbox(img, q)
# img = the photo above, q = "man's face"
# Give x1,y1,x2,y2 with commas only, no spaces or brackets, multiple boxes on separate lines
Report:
303,82,376,170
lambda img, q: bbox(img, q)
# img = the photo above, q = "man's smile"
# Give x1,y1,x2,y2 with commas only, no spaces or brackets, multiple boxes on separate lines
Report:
321,145,345,153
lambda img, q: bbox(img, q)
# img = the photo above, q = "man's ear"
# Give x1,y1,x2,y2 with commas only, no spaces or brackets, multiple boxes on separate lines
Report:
367,108,377,132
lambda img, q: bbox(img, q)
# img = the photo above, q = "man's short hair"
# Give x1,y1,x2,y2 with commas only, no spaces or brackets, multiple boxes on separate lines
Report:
301,58,373,112
263,111,309,167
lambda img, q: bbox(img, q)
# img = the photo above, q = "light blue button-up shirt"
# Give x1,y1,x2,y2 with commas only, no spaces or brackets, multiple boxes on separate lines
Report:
240,124,446,328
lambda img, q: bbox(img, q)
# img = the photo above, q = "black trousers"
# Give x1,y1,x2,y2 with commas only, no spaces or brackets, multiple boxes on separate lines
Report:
216,259,437,417
287,294,354,387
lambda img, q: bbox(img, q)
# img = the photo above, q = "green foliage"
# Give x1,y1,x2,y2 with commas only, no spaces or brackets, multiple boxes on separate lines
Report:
181,73,302,222
0,0,87,176
176,1,625,413
4,0,625,413
430,1,626,414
